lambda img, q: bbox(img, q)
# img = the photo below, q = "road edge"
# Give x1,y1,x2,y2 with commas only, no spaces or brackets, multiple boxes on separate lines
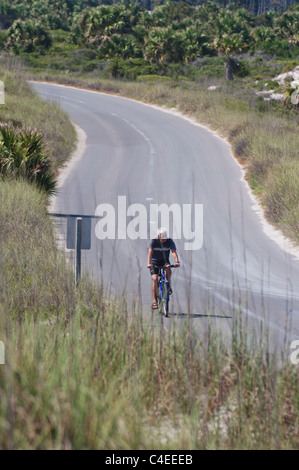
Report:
48,121,87,214
36,80,299,262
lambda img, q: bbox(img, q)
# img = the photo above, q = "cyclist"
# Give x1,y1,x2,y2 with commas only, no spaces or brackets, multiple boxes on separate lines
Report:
147,228,180,309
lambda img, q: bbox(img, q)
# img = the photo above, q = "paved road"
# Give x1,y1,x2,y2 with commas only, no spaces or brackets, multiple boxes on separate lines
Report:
32,81,299,354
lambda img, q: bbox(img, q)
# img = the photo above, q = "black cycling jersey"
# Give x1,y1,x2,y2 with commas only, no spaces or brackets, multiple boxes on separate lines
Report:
148,237,176,265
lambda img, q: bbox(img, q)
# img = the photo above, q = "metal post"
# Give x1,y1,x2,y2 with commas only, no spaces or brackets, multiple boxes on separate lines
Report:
75,217,82,285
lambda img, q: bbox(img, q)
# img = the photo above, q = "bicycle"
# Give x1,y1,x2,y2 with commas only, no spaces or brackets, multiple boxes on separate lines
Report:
152,265,176,317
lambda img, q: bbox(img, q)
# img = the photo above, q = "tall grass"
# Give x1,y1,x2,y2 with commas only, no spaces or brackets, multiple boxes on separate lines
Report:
0,180,75,321
0,180,298,449
1,294,299,449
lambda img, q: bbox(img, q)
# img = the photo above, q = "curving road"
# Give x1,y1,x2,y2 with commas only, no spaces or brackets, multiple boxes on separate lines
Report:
32,81,299,354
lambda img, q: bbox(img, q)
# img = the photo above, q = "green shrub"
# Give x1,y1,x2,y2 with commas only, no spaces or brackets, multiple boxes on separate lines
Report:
0,125,56,195
0,30,7,49
136,74,170,83
108,58,156,80
234,59,251,78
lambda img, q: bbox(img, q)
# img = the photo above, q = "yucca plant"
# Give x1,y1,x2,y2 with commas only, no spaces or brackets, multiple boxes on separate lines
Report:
281,81,299,108
0,125,56,195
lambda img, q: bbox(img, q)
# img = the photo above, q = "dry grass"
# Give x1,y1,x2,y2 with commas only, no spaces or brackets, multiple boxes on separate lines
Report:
0,177,298,450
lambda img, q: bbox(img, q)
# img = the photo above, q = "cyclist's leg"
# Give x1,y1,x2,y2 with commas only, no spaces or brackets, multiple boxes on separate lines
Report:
165,265,172,294
150,266,159,308
152,275,158,303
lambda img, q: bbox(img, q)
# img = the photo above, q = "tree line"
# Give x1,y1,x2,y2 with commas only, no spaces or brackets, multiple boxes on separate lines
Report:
0,0,298,28
0,1,298,79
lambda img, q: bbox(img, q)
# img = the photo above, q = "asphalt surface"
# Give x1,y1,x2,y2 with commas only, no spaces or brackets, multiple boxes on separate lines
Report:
32,81,299,355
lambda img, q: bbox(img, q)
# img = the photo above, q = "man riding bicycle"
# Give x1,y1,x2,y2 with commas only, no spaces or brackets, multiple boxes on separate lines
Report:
147,228,180,309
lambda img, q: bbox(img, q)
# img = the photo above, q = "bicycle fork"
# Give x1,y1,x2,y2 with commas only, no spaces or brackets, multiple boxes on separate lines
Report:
158,280,170,317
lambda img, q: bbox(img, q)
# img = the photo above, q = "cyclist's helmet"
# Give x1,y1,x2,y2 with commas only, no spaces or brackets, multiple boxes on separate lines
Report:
157,228,168,239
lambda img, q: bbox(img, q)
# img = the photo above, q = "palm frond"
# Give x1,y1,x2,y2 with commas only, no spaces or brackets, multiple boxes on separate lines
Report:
0,125,56,195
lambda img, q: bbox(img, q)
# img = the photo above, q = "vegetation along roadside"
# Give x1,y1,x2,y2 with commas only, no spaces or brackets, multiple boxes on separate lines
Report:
0,0,298,450
1,1,297,242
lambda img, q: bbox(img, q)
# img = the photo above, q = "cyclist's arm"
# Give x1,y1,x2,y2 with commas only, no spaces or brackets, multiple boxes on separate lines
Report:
148,248,153,267
171,249,180,266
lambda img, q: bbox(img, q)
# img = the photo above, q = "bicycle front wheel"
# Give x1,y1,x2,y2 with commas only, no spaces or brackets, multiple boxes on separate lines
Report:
162,283,169,317
155,283,161,312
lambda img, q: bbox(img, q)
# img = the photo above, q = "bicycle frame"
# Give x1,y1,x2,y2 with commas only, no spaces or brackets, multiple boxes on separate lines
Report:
158,267,169,298
154,265,175,317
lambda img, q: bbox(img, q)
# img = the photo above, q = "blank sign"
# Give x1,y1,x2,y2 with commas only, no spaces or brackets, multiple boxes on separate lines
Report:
66,217,91,250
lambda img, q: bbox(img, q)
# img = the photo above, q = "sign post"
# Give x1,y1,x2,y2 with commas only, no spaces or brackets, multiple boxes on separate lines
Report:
75,217,82,286
49,213,92,286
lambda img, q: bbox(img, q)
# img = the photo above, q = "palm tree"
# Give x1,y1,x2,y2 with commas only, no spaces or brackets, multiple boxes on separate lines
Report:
5,18,52,53
274,10,298,38
212,33,249,80
144,28,186,65
75,4,141,46
184,27,210,62
151,1,194,27
207,7,252,80
144,29,166,65
0,126,56,195
250,25,276,44
99,34,142,60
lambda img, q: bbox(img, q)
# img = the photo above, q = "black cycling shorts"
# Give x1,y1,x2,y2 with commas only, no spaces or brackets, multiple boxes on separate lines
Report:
149,263,170,276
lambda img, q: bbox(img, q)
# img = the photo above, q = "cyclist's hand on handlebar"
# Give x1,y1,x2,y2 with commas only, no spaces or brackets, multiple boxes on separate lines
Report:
147,264,153,269
174,262,180,268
